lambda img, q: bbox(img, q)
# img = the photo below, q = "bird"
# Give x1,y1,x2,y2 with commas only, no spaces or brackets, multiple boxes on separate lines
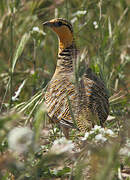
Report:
43,18,109,138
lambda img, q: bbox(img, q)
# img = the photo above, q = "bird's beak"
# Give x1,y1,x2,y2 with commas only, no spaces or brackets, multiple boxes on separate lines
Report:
43,21,53,27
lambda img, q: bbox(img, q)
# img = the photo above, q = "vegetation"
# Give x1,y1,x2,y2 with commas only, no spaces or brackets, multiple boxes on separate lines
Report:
0,0,130,179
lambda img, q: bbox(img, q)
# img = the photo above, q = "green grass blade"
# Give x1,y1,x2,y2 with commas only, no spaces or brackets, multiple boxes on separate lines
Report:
11,33,30,73
34,103,47,142
19,90,43,113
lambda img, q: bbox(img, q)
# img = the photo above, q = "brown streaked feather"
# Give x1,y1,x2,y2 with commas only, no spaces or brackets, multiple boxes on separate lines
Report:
45,45,109,133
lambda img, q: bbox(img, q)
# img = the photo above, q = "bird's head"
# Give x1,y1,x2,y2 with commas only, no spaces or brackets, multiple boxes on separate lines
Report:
43,18,74,52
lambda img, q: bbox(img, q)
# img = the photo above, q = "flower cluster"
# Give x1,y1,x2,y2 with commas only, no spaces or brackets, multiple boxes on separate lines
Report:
72,10,87,17
82,125,116,143
50,137,74,154
32,26,46,35
119,139,130,157
8,127,34,154
93,21,98,29
30,26,46,41
71,10,87,24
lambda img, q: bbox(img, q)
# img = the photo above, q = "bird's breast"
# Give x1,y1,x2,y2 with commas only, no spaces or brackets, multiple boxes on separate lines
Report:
45,75,77,121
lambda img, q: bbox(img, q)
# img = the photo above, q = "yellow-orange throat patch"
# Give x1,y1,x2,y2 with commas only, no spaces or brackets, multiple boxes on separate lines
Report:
52,26,73,53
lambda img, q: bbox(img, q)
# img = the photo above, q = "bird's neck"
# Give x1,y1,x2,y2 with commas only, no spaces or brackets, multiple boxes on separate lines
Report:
57,30,74,53
57,42,77,72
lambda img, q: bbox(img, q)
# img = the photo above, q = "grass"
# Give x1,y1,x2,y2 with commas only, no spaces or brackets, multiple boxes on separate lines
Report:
0,0,130,179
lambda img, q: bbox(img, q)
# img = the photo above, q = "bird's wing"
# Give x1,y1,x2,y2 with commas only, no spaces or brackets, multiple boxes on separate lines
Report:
84,68,109,125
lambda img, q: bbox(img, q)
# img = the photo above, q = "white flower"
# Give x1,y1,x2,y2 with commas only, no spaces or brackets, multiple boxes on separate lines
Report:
119,139,130,156
32,26,40,32
93,125,101,131
105,129,114,136
99,127,106,134
89,130,95,135
95,134,107,142
8,127,34,154
81,124,116,142
93,21,98,29
49,127,61,135
53,128,58,133
32,27,46,36
119,147,130,157
82,132,89,141
73,10,87,16
50,137,74,154
93,21,97,25
71,17,78,24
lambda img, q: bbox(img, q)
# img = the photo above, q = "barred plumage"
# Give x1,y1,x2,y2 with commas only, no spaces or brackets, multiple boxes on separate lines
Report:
43,18,109,138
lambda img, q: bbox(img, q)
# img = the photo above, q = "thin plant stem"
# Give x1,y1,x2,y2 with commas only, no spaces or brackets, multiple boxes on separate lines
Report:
0,78,10,112
65,0,69,20
9,5,14,108
32,39,36,95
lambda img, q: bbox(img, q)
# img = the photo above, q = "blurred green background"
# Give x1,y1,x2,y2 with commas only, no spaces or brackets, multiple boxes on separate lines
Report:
0,0,130,179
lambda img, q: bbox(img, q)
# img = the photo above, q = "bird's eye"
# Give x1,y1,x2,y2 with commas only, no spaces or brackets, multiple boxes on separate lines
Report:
55,21,63,27
58,21,62,26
